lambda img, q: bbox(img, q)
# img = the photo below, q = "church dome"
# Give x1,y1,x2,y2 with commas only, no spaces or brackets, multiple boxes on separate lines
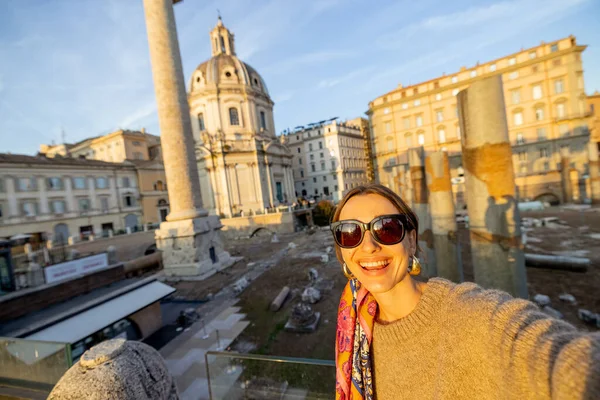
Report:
189,17,269,96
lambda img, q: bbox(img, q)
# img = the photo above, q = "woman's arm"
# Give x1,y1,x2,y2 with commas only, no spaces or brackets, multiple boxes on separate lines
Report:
454,283,600,399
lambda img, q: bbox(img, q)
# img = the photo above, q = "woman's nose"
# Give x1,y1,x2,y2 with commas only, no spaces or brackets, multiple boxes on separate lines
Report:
360,231,380,253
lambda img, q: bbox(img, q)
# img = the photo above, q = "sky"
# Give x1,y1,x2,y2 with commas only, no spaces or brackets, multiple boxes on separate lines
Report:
1,0,599,155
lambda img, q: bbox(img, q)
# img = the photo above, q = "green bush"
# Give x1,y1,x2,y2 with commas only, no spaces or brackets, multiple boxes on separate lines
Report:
313,200,336,227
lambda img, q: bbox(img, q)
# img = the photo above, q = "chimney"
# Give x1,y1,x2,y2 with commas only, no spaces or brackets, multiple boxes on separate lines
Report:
141,127,146,134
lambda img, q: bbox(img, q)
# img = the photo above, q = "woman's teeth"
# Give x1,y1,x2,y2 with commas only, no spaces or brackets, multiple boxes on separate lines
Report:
359,260,390,270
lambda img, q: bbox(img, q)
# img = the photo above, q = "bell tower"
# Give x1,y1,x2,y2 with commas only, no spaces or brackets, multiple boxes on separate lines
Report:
210,16,235,56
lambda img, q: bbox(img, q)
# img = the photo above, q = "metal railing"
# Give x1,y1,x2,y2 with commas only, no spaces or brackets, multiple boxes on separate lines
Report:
204,351,335,400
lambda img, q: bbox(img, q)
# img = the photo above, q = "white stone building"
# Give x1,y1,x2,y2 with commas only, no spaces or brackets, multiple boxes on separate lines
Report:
284,118,370,202
0,154,142,242
188,18,294,217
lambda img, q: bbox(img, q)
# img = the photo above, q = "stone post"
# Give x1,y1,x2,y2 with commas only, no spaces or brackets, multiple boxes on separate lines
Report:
408,146,436,277
457,75,528,298
561,156,573,204
143,0,233,278
425,151,463,282
589,141,600,204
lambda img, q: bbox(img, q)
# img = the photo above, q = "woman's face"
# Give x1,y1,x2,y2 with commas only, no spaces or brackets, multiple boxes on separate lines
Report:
338,193,416,294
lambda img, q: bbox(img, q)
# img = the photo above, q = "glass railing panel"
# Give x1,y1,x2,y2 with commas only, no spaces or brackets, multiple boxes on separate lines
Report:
0,337,71,391
205,351,335,400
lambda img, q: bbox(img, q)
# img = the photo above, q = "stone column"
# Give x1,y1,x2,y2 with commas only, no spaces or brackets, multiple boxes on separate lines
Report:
143,0,206,222
87,176,98,211
65,177,76,213
265,162,275,206
143,0,233,278
252,162,264,207
457,75,527,298
425,151,463,282
408,146,436,277
588,141,600,204
560,146,573,204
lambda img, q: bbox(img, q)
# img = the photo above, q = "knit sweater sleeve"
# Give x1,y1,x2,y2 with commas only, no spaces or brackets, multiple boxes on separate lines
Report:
451,283,600,399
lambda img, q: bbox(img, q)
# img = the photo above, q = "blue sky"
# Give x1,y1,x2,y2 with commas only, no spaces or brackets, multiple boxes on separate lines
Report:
1,0,599,155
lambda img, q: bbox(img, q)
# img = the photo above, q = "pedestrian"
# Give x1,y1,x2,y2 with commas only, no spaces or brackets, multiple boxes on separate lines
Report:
331,183,600,399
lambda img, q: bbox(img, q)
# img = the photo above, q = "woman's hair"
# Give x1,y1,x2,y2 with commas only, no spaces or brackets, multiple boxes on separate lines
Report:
330,183,419,265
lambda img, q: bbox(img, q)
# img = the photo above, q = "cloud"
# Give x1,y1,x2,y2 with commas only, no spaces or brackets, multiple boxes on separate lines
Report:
118,101,157,128
262,50,356,74
317,66,375,89
273,91,294,103
376,0,590,50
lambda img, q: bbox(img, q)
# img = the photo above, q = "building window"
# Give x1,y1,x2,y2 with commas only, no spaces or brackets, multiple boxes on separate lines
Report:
414,99,421,106
509,71,519,80
122,177,131,188
260,111,267,130
47,177,63,190
51,200,66,214
550,44,558,52
387,138,394,152
516,133,525,144
124,195,136,207
470,70,477,78
554,79,564,94
100,197,109,212
385,122,392,133
320,152,324,158
17,177,37,192
452,89,459,96
384,107,390,115
451,76,458,83
318,141,323,150
436,110,444,122
310,154,314,161
321,162,325,171
415,115,423,127
331,160,336,169
511,89,520,104
489,64,496,72
95,177,108,189
134,152,143,160
535,107,544,121
229,108,239,126
73,177,87,190
22,201,38,217
417,133,425,145
313,177,317,183
537,128,547,140
78,198,91,212
0,178,3,193
402,103,408,110
403,117,410,129
298,157,303,165
559,124,569,135
518,151,527,161
508,57,516,66
300,169,304,178
309,143,313,151
405,134,413,148
198,113,205,131
532,85,542,100
311,164,316,172
438,128,446,143
540,147,549,158
553,58,561,67
529,51,537,59
435,93,442,101
556,103,566,118
323,176,327,182
532,65,539,73
513,112,523,126
132,141,141,147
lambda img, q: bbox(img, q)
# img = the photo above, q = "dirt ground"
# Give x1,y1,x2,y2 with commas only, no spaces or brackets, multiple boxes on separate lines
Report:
169,206,600,365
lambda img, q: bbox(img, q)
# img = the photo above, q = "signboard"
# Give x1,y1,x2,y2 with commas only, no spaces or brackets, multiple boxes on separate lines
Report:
44,253,109,284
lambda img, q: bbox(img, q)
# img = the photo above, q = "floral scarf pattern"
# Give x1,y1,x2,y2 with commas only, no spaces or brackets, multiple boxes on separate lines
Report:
335,278,377,400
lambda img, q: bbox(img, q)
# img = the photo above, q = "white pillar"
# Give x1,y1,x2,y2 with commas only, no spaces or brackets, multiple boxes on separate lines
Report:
65,177,76,213
6,177,18,217
265,162,275,206
37,176,50,215
88,176,98,211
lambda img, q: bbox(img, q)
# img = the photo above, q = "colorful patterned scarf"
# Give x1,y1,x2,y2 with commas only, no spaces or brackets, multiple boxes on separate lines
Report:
335,278,377,400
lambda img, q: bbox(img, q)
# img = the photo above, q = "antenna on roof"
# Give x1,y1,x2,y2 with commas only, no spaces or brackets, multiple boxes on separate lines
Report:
61,127,66,144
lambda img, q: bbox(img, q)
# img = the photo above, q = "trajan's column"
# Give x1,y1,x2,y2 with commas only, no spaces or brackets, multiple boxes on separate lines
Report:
143,0,233,278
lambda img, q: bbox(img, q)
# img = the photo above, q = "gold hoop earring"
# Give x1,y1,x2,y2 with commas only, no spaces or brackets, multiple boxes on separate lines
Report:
408,255,421,276
342,263,355,279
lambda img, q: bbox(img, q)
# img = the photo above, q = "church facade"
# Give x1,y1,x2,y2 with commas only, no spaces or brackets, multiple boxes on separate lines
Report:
188,18,294,217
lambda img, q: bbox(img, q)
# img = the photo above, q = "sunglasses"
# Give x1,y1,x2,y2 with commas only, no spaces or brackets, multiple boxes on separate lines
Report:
330,214,412,249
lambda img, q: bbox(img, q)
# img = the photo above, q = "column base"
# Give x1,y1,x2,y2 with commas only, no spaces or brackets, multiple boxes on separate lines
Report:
155,215,236,279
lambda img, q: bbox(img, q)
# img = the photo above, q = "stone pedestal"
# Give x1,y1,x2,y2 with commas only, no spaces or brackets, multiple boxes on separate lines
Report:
155,215,234,279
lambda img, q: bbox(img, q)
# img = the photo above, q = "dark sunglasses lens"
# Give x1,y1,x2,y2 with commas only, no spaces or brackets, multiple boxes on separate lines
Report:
335,223,362,247
372,217,404,245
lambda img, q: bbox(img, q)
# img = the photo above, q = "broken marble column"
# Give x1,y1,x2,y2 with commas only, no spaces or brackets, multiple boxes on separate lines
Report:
425,151,463,282
408,146,437,277
48,339,178,400
457,75,528,298
143,0,232,278
284,303,320,333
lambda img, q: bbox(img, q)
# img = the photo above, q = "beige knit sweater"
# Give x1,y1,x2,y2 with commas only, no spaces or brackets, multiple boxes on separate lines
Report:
372,278,600,399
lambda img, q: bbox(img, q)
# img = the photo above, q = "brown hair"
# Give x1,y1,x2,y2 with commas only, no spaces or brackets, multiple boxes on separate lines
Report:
330,183,419,265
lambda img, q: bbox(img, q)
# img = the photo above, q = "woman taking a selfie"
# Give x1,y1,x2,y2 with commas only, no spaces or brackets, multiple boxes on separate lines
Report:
332,183,600,400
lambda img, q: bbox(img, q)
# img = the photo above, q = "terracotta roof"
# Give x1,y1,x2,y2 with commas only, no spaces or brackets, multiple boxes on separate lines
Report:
0,153,133,168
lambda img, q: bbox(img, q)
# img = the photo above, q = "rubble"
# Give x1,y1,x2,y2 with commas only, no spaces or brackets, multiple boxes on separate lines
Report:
233,277,250,294
301,287,321,304
325,246,332,254
270,286,290,312
320,254,329,263
577,309,599,327
558,293,577,304
288,242,297,249
308,268,319,282
271,234,279,243
541,306,563,319
284,303,320,333
533,294,551,307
